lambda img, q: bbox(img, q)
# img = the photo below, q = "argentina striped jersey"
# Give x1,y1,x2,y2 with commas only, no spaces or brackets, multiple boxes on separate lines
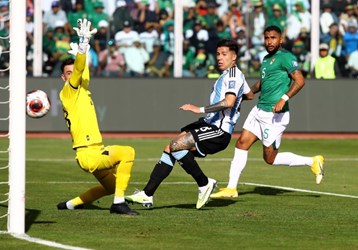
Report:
204,66,250,134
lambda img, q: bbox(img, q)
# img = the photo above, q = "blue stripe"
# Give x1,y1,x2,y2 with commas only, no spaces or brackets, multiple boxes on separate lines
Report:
171,150,189,160
160,153,175,167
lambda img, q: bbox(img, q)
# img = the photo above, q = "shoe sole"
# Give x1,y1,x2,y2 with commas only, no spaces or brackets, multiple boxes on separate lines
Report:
210,194,238,199
125,199,153,208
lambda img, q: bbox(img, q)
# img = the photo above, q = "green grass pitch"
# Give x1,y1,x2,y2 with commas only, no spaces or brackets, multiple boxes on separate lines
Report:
0,137,357,249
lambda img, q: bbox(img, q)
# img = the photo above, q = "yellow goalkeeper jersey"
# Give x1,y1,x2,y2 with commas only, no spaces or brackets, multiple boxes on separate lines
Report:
60,53,102,149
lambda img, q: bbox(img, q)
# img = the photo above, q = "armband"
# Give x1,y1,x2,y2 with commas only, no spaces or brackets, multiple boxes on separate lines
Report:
199,107,205,113
281,94,290,101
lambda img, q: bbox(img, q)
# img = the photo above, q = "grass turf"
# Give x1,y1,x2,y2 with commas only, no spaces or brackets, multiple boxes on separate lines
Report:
0,138,357,249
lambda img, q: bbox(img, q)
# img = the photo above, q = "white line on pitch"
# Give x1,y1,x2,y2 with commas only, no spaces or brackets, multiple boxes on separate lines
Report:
1,157,358,162
8,233,92,250
29,181,358,199
240,182,358,199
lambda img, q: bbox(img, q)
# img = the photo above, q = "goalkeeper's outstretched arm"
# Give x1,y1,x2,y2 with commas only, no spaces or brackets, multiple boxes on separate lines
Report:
69,19,97,89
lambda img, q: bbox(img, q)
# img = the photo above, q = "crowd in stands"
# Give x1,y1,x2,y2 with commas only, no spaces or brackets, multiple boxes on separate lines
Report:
0,0,357,78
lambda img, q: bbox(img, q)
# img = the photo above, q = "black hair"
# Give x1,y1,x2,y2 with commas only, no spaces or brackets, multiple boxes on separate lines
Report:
61,58,75,73
216,39,238,56
264,25,282,35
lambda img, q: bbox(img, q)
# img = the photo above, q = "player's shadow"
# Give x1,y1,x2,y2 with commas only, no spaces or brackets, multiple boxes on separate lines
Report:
144,199,238,210
240,186,292,196
239,186,320,197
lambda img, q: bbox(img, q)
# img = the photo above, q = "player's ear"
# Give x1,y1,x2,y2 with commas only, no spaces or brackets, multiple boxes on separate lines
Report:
61,74,66,81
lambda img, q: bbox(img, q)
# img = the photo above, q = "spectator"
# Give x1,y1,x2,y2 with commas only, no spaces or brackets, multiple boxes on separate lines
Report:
84,0,96,13
99,40,126,77
215,19,231,40
137,1,159,33
67,1,87,40
158,0,174,18
265,0,286,19
320,3,339,36
267,4,286,37
225,3,244,40
286,1,311,43
123,38,150,77
194,0,208,24
160,19,175,54
87,1,109,30
248,1,266,50
146,40,171,77
339,5,358,35
206,65,220,79
182,39,195,77
42,28,56,76
347,48,358,78
26,12,34,48
26,12,34,75
314,43,337,79
191,42,215,78
114,20,140,54
203,2,220,31
139,22,159,55
93,20,110,61
332,0,352,17
185,19,209,50
60,0,73,12
291,39,311,78
43,1,70,34
296,27,311,51
247,55,261,78
321,22,348,77
342,21,358,57
183,6,196,33
158,8,170,27
236,27,251,74
51,20,71,75
135,0,159,14
111,0,133,35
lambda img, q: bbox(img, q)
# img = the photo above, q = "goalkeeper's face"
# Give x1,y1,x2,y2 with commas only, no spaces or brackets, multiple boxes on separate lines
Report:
61,64,74,82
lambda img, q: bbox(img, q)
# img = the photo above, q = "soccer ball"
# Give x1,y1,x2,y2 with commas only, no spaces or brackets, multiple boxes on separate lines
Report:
26,90,51,118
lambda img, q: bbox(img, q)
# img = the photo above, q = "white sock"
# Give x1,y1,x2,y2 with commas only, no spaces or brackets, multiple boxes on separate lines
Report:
66,201,75,210
227,148,248,189
273,152,313,166
113,197,125,204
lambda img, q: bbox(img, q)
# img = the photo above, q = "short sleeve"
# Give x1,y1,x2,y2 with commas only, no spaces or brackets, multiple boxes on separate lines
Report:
281,52,300,74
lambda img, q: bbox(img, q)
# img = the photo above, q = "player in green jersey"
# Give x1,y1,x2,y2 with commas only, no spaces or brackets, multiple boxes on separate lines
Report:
211,25,324,199
56,19,138,215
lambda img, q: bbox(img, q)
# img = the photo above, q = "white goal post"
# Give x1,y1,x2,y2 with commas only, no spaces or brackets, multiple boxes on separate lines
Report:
8,0,26,234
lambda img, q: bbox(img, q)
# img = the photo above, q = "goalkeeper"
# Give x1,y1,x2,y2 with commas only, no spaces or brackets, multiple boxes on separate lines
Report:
57,19,138,215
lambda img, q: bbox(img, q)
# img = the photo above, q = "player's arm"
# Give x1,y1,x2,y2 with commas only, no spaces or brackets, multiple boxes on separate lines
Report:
273,69,305,113
69,53,86,88
286,69,305,97
242,80,254,100
179,93,236,114
69,19,97,88
250,79,261,94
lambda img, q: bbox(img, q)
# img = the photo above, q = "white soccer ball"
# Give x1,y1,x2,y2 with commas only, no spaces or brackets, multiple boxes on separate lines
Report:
26,90,51,118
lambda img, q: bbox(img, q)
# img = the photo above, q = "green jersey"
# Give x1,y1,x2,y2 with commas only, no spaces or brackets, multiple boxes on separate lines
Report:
258,49,299,112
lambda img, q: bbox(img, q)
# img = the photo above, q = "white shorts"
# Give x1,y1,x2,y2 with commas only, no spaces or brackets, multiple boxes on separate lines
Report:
243,106,290,148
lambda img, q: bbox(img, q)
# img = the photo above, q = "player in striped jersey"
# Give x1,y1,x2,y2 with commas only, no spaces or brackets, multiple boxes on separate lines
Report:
125,39,253,209
211,25,324,199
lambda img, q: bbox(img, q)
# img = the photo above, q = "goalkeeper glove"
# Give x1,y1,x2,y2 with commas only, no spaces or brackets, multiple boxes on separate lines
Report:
73,19,97,54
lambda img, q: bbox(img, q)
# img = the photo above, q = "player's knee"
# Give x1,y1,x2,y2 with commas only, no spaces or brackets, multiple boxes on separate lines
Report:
124,146,135,160
263,155,275,165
